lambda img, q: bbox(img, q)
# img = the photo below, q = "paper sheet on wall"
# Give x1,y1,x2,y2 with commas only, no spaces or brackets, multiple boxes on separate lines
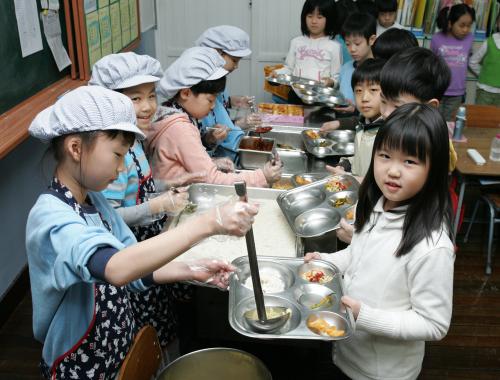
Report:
41,10,71,71
86,10,102,68
110,1,122,52
14,0,43,57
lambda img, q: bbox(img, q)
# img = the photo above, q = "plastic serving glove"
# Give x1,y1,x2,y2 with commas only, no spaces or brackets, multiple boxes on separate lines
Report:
185,258,236,290
212,196,259,237
213,157,235,173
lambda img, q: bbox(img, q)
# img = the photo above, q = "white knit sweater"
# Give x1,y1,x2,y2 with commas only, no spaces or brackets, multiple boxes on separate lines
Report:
320,197,455,380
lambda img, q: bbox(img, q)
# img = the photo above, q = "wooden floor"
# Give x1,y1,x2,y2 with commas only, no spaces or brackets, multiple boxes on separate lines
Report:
0,227,498,379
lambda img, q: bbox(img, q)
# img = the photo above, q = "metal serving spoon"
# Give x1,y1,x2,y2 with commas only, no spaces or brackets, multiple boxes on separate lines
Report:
234,181,291,332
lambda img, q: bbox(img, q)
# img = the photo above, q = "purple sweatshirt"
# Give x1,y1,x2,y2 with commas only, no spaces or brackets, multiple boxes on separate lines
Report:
431,32,474,96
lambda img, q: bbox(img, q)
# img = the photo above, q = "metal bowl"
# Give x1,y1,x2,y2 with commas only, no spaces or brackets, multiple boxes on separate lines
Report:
293,82,313,91
332,142,355,155
158,347,272,380
306,311,348,338
328,191,358,210
290,173,327,187
294,208,341,237
295,284,335,310
237,261,295,294
276,73,294,85
281,188,326,216
298,88,315,96
235,295,301,335
310,146,334,157
327,130,355,143
297,261,337,284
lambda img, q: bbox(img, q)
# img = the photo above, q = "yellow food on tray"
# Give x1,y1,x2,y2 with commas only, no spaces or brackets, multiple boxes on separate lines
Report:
272,179,294,190
258,103,304,116
331,197,353,208
295,175,312,186
305,130,320,139
345,208,355,221
307,317,345,337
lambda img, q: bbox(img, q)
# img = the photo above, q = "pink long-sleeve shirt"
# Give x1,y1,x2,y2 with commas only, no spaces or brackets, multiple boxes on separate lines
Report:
146,111,268,187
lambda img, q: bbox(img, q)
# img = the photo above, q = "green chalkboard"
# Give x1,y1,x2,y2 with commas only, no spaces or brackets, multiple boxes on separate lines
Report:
0,1,70,115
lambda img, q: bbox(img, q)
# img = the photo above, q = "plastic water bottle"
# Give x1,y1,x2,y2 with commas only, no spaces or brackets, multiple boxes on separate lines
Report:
452,106,466,140
489,133,500,162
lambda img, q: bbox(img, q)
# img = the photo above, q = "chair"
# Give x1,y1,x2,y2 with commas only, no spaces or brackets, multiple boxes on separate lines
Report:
465,104,500,129
464,193,500,275
116,325,163,380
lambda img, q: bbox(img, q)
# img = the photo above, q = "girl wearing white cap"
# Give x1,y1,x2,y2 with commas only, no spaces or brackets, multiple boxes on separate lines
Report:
147,47,282,187
89,52,201,357
195,25,259,162
26,86,258,379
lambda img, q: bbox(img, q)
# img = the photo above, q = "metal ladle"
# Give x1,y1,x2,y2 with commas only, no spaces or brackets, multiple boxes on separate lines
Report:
234,181,291,333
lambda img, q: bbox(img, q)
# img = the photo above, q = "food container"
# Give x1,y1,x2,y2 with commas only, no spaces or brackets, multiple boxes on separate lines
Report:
271,174,295,190
302,130,355,158
228,256,354,340
238,136,275,169
158,347,272,380
327,130,355,143
290,173,328,187
277,149,308,175
276,174,360,238
249,124,309,151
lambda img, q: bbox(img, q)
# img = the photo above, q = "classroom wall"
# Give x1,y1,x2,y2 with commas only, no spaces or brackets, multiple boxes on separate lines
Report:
0,137,53,298
0,28,157,301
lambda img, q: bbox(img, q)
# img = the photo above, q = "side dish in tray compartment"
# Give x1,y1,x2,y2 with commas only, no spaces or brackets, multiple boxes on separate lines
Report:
304,130,320,139
324,177,350,192
301,269,333,284
307,316,345,337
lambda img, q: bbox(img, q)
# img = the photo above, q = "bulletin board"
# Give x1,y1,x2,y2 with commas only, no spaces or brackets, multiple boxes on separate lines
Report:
0,0,71,115
74,0,141,80
0,0,141,159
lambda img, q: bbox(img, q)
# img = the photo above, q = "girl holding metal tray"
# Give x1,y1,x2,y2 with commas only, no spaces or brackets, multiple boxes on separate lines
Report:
305,103,455,380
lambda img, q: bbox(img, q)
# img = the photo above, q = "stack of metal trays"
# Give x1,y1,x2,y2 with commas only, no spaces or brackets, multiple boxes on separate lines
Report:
265,74,347,107
229,256,355,340
276,174,359,238
292,82,348,107
301,129,355,158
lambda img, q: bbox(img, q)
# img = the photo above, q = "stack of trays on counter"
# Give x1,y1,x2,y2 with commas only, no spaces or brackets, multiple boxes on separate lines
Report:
229,256,355,340
277,174,359,238
302,129,355,158
265,74,347,107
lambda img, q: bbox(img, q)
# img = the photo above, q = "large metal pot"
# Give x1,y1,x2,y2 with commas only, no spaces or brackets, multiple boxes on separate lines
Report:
158,347,272,380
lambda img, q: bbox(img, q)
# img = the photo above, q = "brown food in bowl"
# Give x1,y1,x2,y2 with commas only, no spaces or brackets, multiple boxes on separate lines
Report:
307,316,345,337
345,208,355,221
239,138,273,152
272,179,294,190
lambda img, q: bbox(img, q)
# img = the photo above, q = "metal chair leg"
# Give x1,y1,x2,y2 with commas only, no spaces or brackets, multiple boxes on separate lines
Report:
485,199,495,275
464,199,481,243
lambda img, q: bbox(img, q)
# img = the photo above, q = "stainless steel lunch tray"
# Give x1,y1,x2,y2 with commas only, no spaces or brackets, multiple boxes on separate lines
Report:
301,129,355,158
228,256,354,340
265,74,300,86
276,174,359,238
238,136,276,170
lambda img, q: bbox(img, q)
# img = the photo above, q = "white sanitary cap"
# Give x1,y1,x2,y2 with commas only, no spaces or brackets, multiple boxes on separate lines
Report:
29,85,145,143
195,25,252,58
157,46,228,100
89,52,162,90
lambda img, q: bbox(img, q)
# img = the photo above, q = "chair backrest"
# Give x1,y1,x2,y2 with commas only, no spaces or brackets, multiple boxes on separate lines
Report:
116,325,163,380
466,105,500,129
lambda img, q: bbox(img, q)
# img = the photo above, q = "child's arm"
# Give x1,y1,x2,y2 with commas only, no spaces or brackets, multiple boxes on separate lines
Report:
468,40,487,76
354,247,454,341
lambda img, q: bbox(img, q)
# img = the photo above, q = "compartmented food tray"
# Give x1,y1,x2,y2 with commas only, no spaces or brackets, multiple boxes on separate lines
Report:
292,83,348,107
290,173,328,187
301,129,355,158
276,174,359,238
229,256,354,340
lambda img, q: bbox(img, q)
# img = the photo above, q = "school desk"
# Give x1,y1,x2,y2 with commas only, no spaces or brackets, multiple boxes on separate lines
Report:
452,127,500,239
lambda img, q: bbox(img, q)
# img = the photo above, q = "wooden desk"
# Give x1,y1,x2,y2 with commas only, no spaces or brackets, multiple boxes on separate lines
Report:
452,127,500,237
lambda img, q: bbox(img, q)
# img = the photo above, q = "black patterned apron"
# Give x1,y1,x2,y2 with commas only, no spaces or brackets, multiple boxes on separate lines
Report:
41,178,137,380
127,146,192,348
